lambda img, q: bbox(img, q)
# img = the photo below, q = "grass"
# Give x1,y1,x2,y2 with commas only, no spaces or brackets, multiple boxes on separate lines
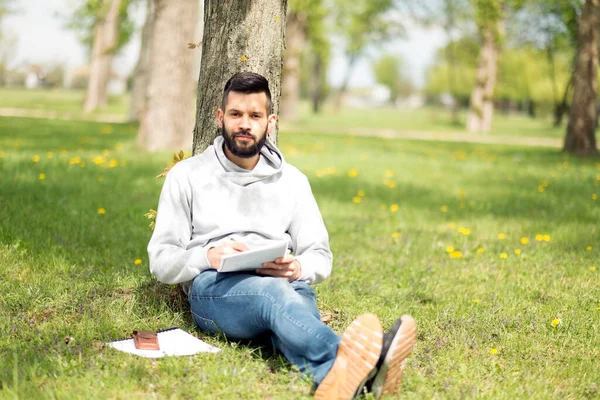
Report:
0,114,599,399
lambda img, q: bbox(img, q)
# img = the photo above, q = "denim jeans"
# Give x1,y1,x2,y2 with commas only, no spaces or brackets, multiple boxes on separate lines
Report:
189,269,341,385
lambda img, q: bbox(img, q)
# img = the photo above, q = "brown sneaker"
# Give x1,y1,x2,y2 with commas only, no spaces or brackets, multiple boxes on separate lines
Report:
369,315,417,399
313,313,383,400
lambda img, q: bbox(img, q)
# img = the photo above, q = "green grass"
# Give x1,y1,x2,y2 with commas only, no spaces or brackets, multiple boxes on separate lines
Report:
0,88,129,116
289,102,565,139
1,115,599,399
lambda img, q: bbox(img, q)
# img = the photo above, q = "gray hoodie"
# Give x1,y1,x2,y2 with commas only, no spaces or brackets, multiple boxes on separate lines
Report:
148,136,333,293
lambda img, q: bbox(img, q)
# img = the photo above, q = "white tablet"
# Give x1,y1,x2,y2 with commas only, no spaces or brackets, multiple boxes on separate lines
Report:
218,240,288,273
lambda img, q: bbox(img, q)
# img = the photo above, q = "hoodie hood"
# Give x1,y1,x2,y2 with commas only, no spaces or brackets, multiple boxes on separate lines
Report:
213,135,284,186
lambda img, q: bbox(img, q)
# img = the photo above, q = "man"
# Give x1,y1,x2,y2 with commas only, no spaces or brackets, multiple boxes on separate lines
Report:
148,71,417,399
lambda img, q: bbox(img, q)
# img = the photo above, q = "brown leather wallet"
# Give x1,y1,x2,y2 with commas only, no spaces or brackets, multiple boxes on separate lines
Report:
132,330,160,350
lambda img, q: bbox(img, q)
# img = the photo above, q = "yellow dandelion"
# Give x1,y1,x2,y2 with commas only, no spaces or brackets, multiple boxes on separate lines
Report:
114,143,123,151
587,246,593,251
384,180,397,189
352,196,361,204
0,151,5,158
458,227,470,236
92,156,106,165
108,159,118,168
69,156,81,165
440,205,448,213
391,232,399,239
498,233,505,240
384,170,394,178
593,194,598,200
390,204,399,212
38,173,46,180
543,235,550,242
357,190,365,197
134,259,142,265
32,155,40,163
500,253,508,259
97,208,106,215
538,186,544,193
521,237,529,245
477,248,484,253
449,222,456,229
348,169,359,178
47,152,54,158
449,251,462,259
514,249,521,255
446,246,454,253
473,299,480,304
535,234,543,241
490,348,498,355
551,318,560,327
590,266,596,271
103,149,110,157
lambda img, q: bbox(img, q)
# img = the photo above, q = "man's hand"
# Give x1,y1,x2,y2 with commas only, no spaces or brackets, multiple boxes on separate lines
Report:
257,256,302,281
207,241,249,270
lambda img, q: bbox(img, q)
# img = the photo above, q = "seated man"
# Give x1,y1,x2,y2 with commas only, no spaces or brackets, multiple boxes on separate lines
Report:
147,71,417,399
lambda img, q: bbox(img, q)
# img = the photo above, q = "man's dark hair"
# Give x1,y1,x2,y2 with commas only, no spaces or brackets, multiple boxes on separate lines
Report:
221,72,273,114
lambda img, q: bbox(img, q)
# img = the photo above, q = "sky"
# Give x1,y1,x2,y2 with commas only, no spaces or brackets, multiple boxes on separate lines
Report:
2,0,448,89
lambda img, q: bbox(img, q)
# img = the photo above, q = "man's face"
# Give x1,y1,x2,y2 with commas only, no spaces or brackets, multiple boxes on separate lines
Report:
217,91,275,158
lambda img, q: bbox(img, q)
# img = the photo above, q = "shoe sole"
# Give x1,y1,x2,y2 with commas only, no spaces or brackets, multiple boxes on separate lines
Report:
372,315,417,399
314,313,383,400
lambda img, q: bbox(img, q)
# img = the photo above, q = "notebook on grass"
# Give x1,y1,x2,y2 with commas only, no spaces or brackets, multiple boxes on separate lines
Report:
218,240,288,273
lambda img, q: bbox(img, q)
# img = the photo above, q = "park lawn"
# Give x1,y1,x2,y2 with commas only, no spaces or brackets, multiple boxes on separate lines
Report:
288,101,565,139
0,115,599,399
0,88,129,117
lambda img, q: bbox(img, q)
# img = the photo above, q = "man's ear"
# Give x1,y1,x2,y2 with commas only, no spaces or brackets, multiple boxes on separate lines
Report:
216,109,224,128
267,114,277,133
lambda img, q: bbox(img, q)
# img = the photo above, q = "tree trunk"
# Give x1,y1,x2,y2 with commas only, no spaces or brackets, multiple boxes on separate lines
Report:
193,0,288,155
564,0,599,155
466,25,500,134
312,55,323,114
128,0,154,122
137,0,200,152
333,53,357,112
280,11,306,122
83,0,122,113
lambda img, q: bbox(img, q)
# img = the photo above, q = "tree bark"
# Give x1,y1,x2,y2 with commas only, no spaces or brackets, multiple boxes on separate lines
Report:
466,25,500,134
280,11,306,122
564,0,599,155
128,0,154,122
193,0,288,155
137,0,200,152
83,0,122,113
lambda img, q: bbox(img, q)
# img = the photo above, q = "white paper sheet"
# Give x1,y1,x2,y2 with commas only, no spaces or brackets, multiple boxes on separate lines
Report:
218,240,288,272
106,328,221,358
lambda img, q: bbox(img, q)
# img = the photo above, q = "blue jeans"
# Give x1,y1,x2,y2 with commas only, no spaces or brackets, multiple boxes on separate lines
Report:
188,270,341,385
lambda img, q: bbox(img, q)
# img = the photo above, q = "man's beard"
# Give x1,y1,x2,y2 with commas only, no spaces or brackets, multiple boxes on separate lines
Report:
221,125,268,158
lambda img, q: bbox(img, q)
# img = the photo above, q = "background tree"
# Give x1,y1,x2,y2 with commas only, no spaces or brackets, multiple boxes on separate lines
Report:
137,0,200,151
67,0,137,113
563,0,599,155
193,0,288,154
466,0,506,134
373,54,405,104
128,0,153,122
332,0,402,110
280,0,328,121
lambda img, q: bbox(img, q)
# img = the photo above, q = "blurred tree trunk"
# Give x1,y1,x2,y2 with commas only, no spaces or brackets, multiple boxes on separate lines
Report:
128,0,154,122
312,55,323,113
332,53,357,112
554,78,572,127
83,0,122,113
137,0,199,151
193,0,288,154
280,11,307,122
564,0,599,155
466,25,501,134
